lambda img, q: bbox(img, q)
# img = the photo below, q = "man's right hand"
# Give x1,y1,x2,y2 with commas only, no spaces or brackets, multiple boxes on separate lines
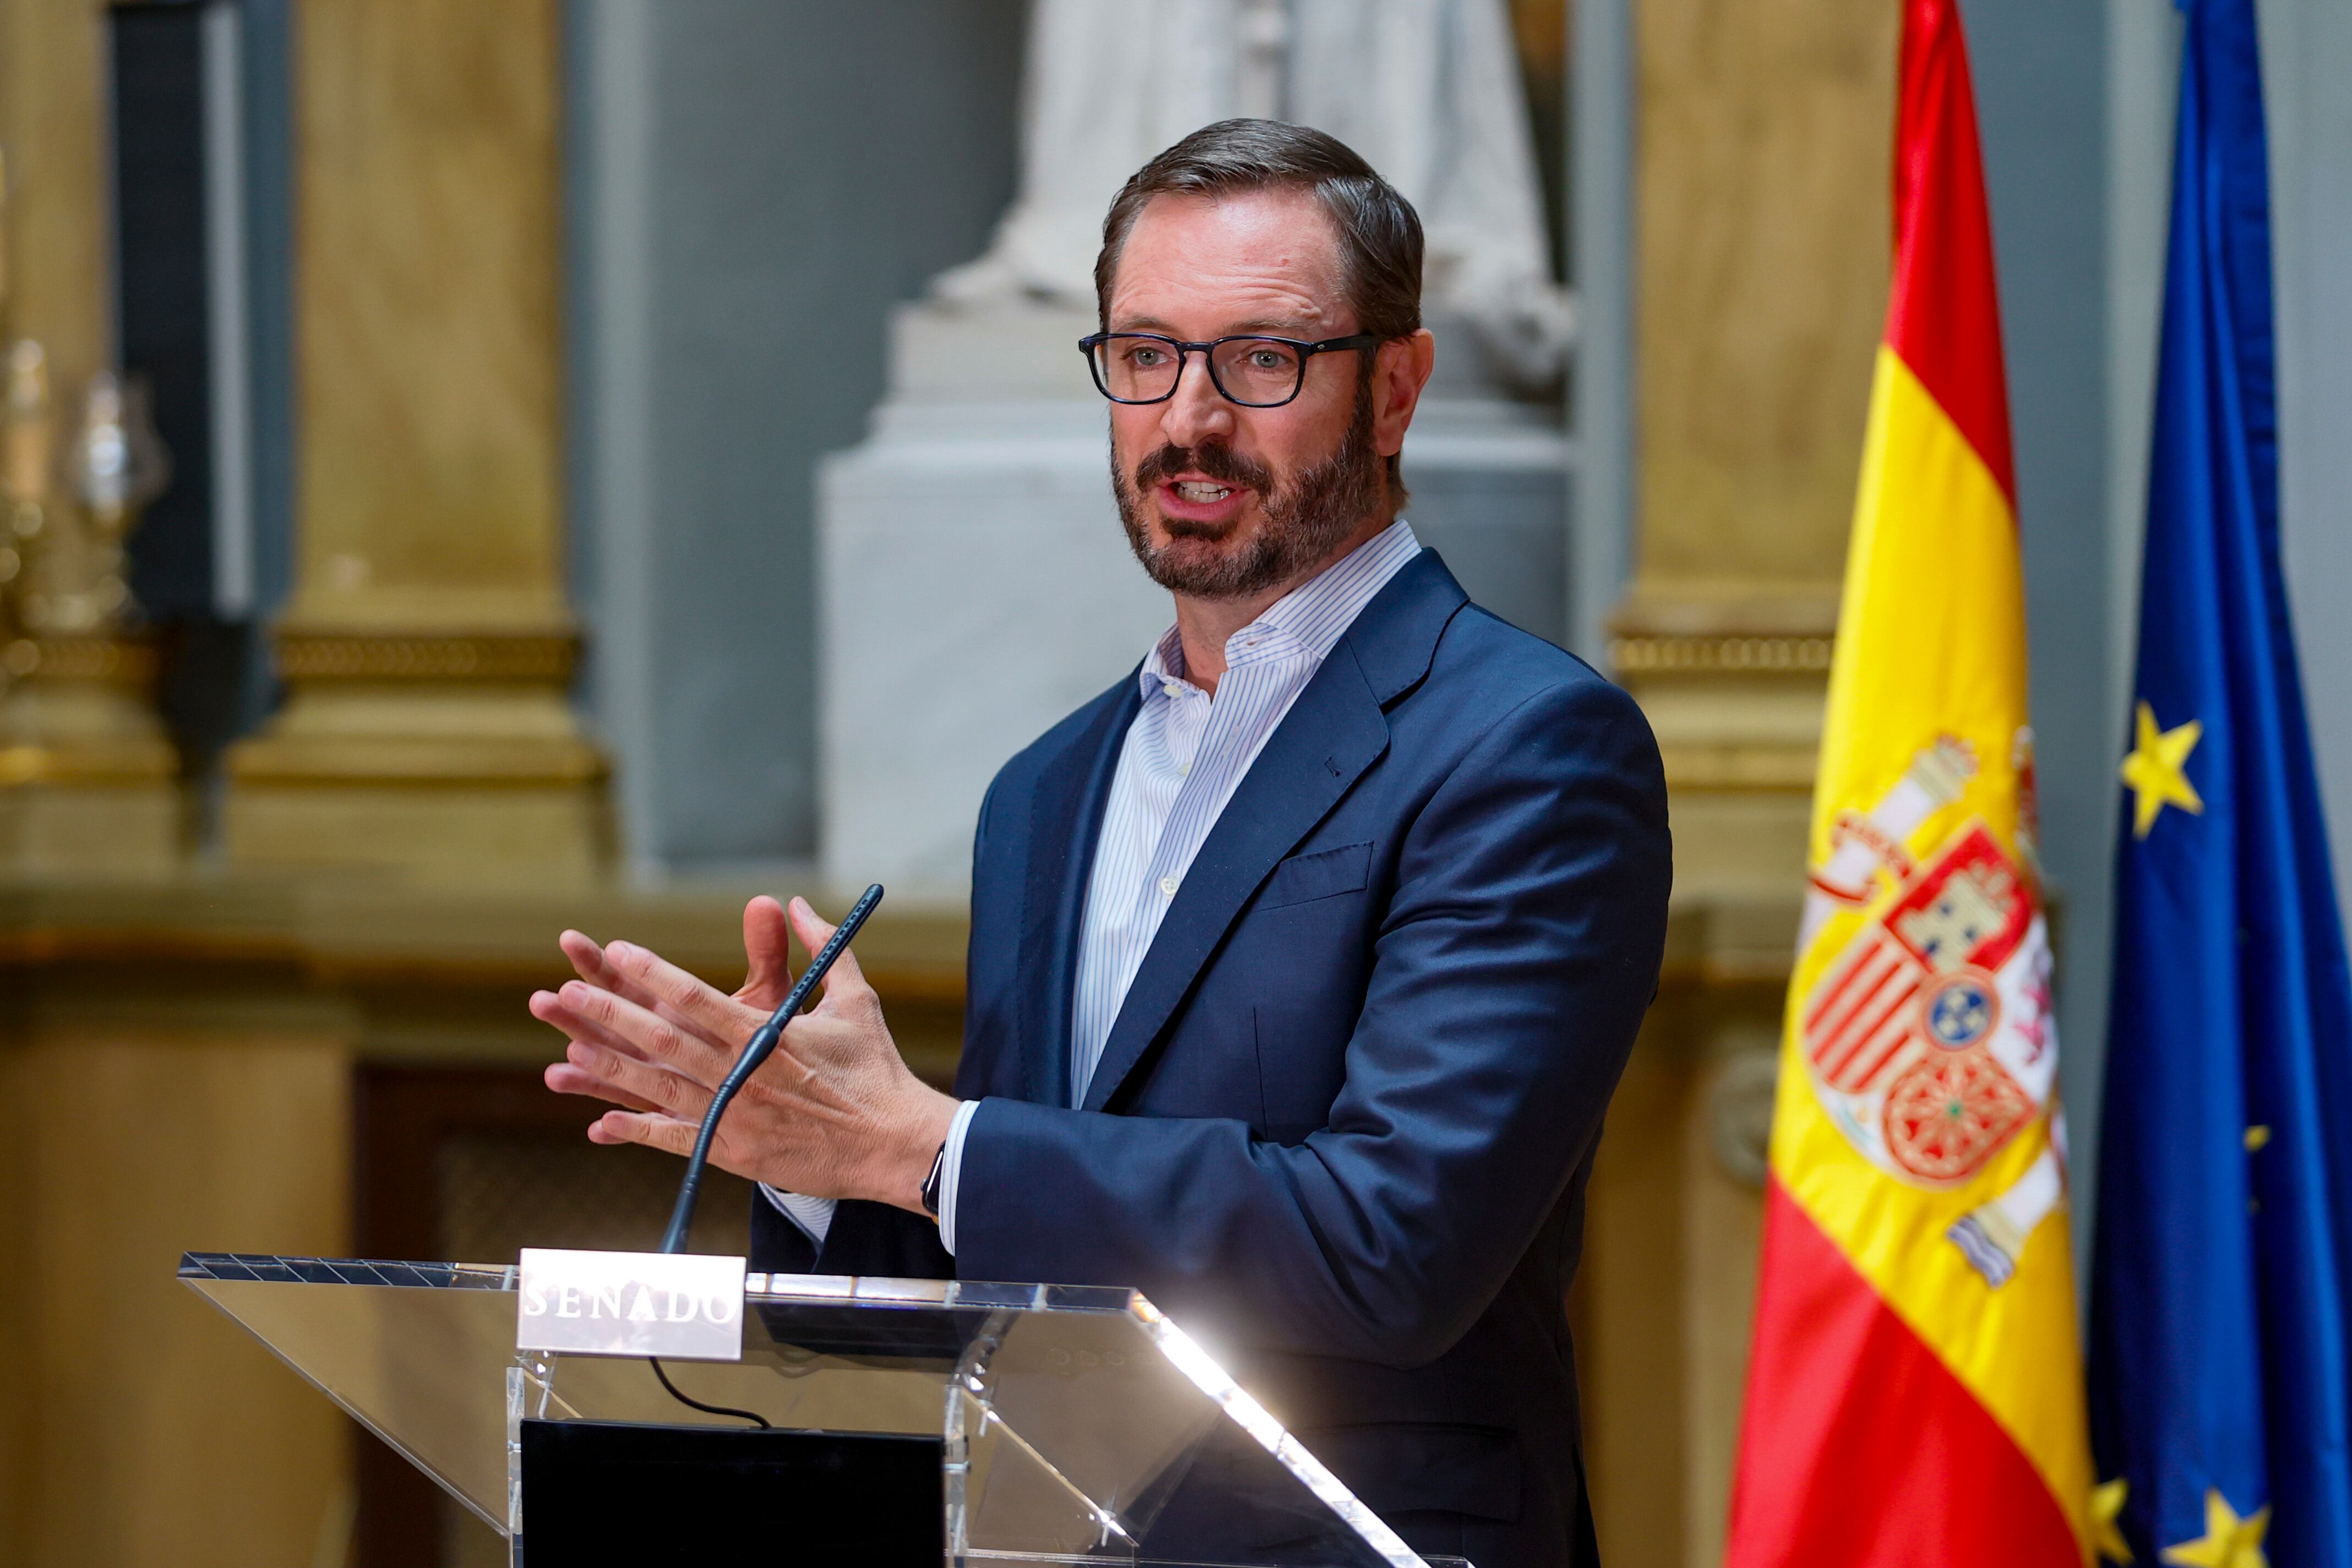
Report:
538,895,797,1115
531,895,959,1211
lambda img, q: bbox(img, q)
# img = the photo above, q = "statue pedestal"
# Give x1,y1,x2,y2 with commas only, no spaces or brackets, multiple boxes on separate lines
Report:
0,635,181,875
817,300,1570,903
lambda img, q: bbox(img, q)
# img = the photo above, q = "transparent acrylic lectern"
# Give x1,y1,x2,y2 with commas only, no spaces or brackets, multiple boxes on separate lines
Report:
181,1254,1454,1568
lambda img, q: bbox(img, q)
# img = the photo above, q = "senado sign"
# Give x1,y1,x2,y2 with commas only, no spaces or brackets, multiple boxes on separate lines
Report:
516,1248,747,1362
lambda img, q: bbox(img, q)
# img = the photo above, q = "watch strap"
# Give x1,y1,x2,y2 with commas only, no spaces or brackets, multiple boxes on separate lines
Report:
919,1140,949,1216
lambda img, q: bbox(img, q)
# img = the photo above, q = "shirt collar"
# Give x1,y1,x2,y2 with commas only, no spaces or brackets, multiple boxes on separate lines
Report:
1138,519,1421,696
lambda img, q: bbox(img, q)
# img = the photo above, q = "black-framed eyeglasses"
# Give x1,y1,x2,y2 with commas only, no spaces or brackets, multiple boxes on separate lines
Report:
1079,332,1381,409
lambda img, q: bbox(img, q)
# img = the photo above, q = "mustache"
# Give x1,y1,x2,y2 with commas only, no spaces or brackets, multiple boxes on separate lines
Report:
1132,442,1273,494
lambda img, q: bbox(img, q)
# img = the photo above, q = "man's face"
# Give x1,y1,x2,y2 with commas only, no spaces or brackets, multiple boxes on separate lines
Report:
1105,189,1407,600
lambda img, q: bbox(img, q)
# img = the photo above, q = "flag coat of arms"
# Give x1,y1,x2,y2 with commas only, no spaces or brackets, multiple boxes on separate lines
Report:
1725,0,2094,1562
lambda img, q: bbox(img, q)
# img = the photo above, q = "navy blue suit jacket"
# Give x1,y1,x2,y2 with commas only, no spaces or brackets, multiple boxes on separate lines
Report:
753,552,1672,1568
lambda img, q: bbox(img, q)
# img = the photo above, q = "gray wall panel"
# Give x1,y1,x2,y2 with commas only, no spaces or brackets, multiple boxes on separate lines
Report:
1962,0,2115,1266
576,1,1024,870
2264,0,2352,912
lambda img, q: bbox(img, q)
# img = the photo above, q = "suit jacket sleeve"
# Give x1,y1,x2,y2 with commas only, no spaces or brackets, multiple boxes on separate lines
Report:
952,674,1671,1368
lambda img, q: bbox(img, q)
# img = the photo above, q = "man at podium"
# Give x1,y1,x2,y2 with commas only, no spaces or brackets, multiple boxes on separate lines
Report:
532,120,1671,1568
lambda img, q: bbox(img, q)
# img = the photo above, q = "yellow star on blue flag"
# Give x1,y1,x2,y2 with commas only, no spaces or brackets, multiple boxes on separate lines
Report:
2121,700,2202,839
2090,1,2352,1562
2094,1477,2135,1562
2159,1489,2269,1568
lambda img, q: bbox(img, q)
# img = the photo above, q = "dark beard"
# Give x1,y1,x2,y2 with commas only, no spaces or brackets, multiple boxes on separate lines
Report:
1111,376,1384,600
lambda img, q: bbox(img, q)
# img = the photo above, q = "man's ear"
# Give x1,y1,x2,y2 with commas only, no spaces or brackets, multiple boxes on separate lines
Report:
1374,329,1438,458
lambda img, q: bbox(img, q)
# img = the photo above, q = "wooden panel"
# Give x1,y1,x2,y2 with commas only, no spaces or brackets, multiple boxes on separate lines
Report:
1580,1020,1692,1568
293,0,564,623
1680,1053,1766,1568
21,1033,351,1568
1635,0,1898,593
0,1047,34,1565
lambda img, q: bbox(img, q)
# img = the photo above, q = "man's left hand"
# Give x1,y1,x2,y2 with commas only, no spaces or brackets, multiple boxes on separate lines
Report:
531,895,959,1215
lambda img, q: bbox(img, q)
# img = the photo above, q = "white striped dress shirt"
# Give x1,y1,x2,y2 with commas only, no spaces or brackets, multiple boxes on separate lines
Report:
1064,518,1422,1104
766,519,1422,1253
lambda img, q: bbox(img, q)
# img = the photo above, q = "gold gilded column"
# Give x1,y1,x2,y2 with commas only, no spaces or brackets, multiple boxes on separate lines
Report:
224,0,607,883
0,1,104,383
1613,0,1896,900
1578,3,1899,1565
0,0,180,875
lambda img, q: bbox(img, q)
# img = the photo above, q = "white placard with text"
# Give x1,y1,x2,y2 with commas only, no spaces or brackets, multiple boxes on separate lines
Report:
516,1248,748,1362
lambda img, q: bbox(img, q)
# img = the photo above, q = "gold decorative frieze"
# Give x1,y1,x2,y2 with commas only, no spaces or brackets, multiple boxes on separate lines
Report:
1612,633,1834,676
227,627,607,879
1653,742,1822,793
2,633,157,684
275,631,578,683
0,741,171,786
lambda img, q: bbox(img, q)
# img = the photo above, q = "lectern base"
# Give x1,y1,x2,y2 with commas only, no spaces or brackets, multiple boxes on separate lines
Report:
517,1420,942,1566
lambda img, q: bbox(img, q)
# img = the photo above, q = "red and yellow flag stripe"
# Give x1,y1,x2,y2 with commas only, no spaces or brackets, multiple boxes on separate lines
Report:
1725,2,2093,1563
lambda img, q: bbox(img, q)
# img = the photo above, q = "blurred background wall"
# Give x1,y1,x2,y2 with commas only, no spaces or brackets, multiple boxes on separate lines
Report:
570,0,1027,873
0,1,2345,1566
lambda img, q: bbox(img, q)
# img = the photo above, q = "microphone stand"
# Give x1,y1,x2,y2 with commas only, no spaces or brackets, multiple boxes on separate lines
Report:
657,883,885,1254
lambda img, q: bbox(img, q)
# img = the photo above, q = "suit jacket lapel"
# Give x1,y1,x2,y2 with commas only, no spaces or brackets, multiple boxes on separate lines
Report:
1075,551,1468,1114
1016,679,1141,1108
1079,645,1389,1113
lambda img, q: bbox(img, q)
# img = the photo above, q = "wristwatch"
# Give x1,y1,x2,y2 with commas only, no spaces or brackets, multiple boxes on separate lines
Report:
919,1140,949,1217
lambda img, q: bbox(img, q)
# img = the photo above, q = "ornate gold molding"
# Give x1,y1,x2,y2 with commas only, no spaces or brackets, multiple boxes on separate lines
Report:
0,742,175,786
275,631,578,683
1654,745,1821,793
226,627,608,880
227,736,606,786
2,634,159,684
1611,633,1834,676
0,635,176,788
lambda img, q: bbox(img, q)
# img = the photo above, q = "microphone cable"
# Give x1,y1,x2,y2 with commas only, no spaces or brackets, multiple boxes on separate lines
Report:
647,1357,771,1429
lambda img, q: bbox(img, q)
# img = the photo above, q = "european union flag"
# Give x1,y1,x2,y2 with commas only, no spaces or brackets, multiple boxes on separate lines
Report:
2088,1,2352,1564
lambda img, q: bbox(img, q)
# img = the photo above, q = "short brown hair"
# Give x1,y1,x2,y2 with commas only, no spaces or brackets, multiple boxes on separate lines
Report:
1097,120,1423,496
1094,118,1425,341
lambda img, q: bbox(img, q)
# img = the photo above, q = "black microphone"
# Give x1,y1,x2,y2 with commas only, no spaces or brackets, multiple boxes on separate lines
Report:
657,883,885,1255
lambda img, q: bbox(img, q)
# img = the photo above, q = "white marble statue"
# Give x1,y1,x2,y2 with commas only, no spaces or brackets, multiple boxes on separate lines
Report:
932,0,1572,387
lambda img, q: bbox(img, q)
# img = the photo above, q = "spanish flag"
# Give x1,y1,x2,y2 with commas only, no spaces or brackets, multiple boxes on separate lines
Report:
1724,1,2093,1563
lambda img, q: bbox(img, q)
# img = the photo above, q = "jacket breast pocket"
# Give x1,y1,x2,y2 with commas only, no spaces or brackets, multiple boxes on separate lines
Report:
1255,839,1373,911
